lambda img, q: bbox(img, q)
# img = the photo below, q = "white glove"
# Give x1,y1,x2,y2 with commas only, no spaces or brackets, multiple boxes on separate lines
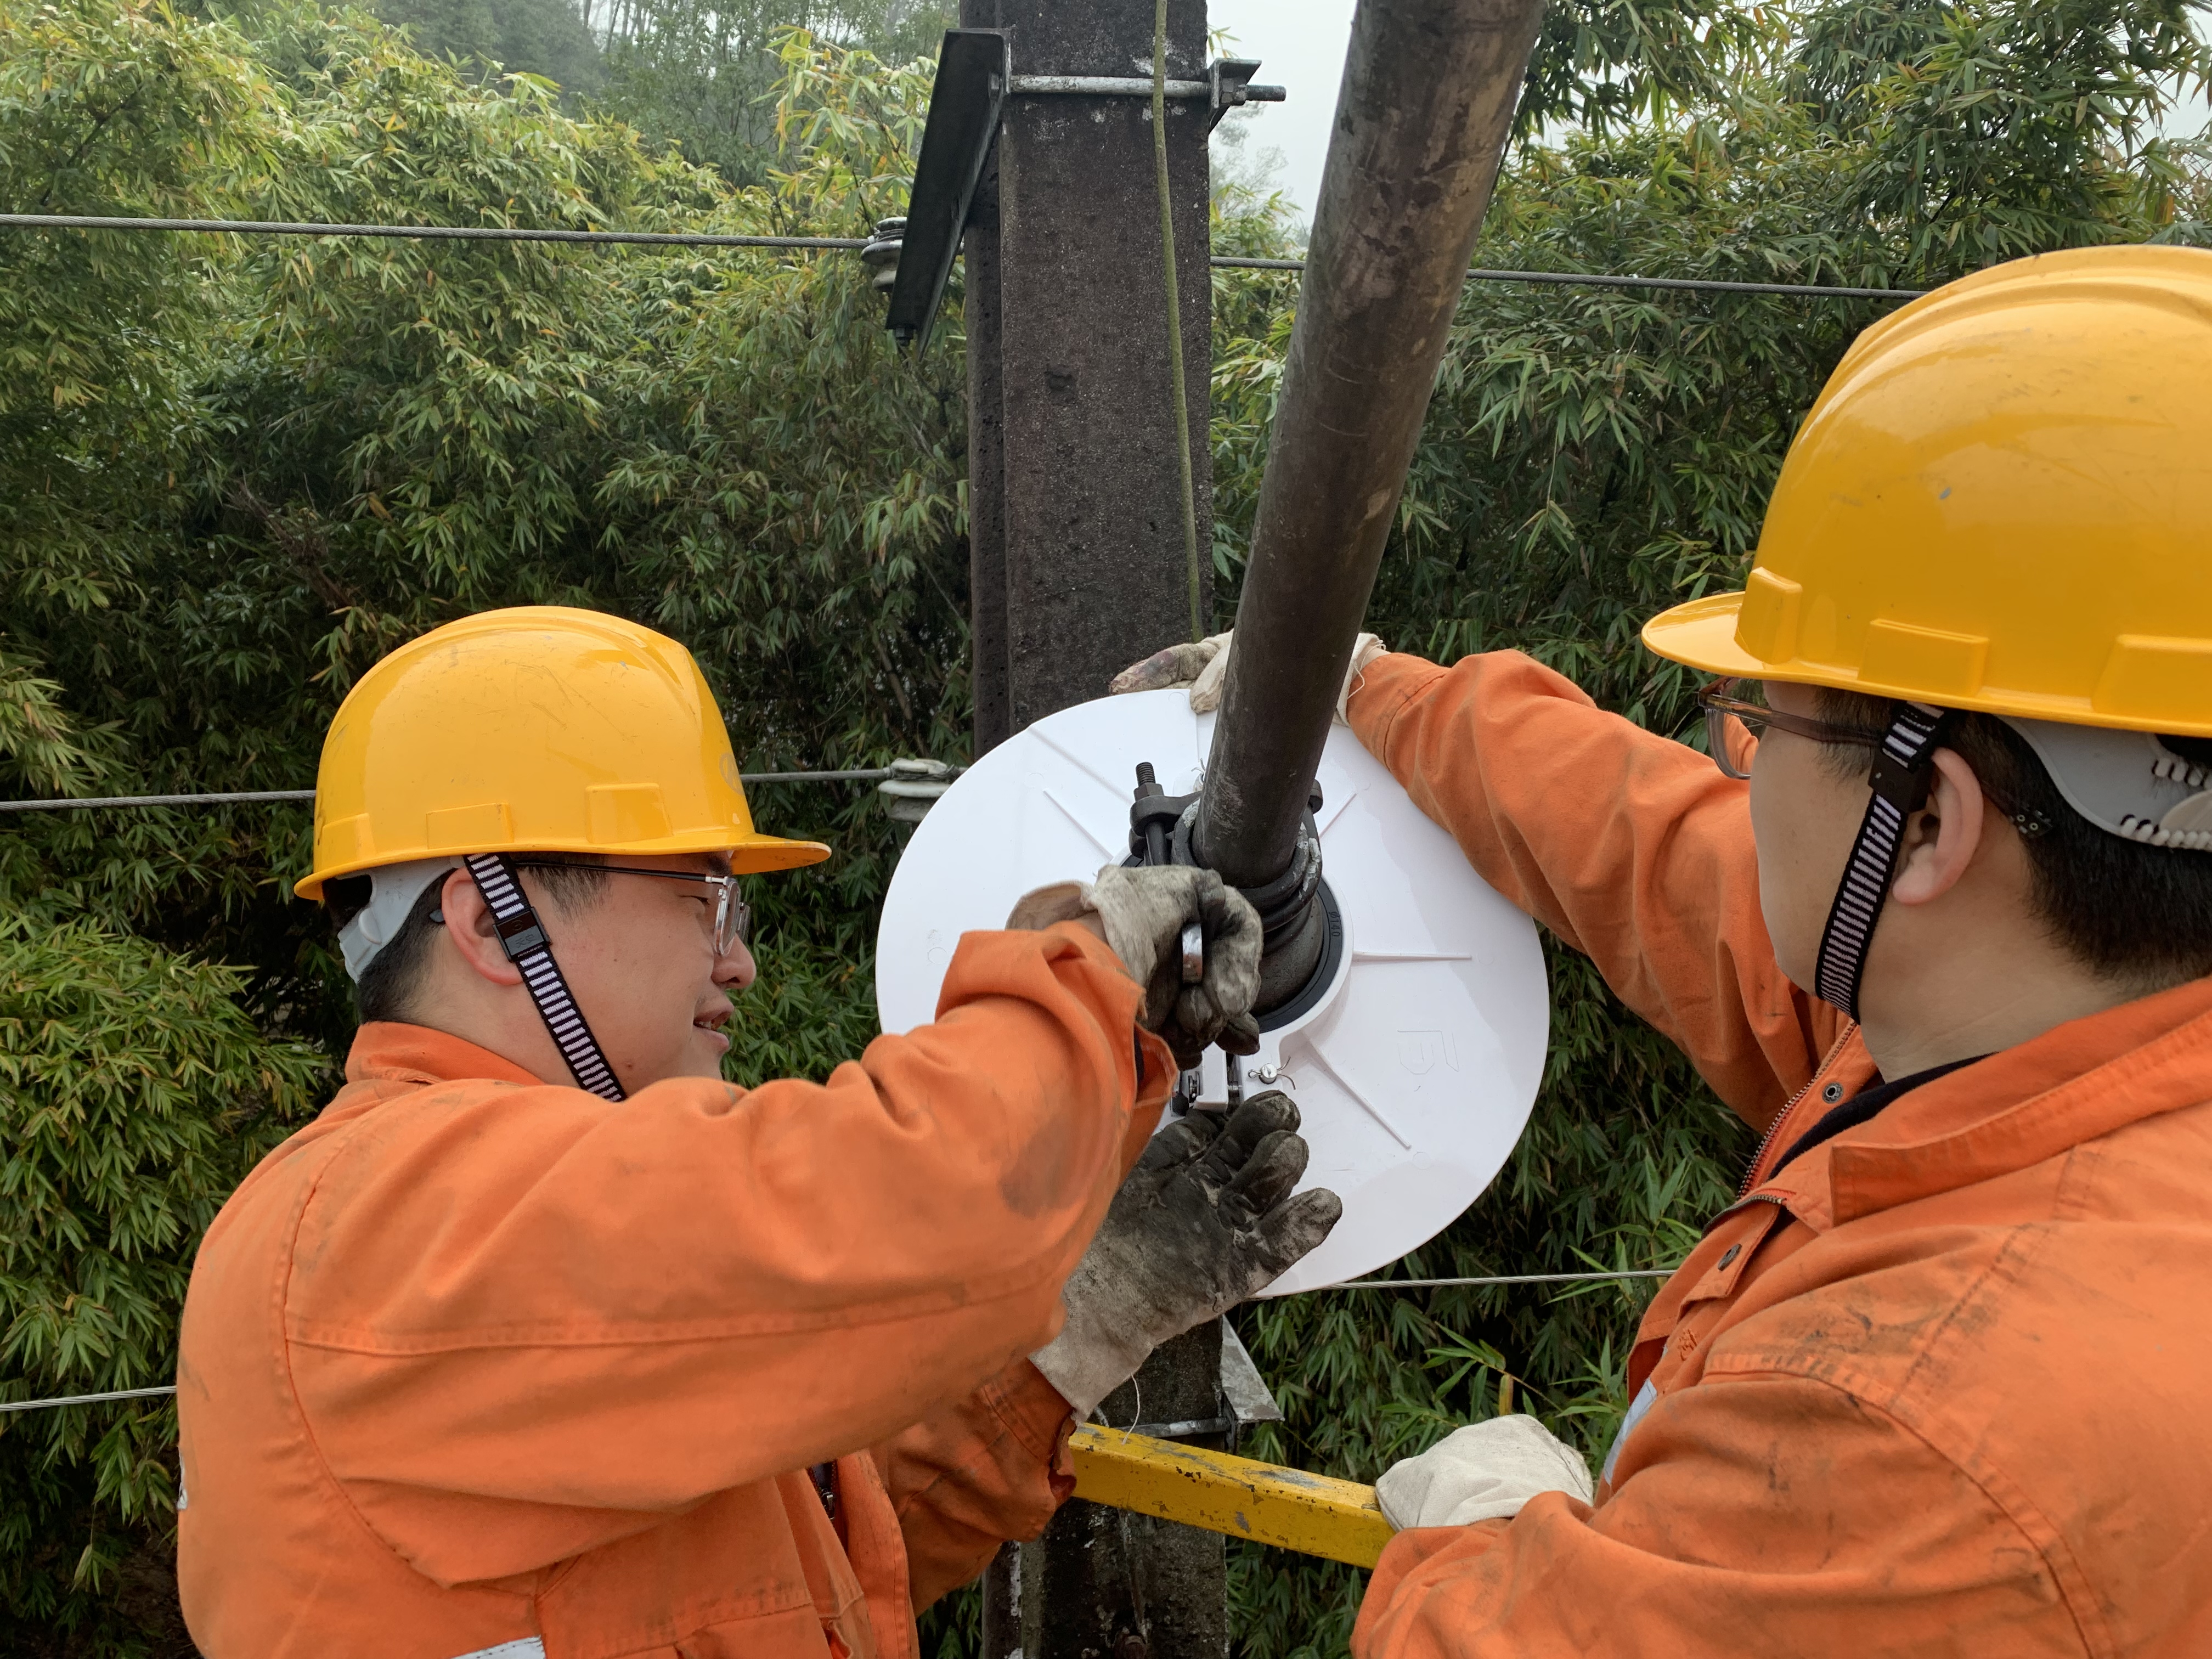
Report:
1007,865,1262,1068
1108,629,1389,723
1030,1092,1341,1415
1374,1414,1595,1530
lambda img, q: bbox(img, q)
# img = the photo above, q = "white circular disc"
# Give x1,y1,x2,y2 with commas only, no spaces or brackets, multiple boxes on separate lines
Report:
874,690,1549,1293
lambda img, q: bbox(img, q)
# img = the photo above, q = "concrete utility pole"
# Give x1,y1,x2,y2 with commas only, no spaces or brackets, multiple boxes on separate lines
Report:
961,0,1542,1649
962,0,1212,757
960,0,1221,1654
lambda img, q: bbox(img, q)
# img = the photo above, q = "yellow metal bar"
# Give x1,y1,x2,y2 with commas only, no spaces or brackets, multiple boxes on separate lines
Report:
1068,1423,1397,1568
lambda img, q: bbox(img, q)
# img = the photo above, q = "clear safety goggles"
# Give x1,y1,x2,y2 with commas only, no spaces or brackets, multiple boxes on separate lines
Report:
512,861,753,955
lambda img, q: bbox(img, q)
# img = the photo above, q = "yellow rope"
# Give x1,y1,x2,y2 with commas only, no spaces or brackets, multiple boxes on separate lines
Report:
1152,0,1203,642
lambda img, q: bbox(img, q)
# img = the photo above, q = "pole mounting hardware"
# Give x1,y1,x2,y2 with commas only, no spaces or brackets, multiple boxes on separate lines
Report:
888,29,1010,348
876,758,960,822
891,40,1284,347
1206,59,1281,131
1004,60,1283,129
1007,61,1284,131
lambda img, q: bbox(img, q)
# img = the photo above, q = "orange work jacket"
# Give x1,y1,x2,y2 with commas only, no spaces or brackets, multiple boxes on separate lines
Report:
1346,650,2212,1658
177,924,1172,1659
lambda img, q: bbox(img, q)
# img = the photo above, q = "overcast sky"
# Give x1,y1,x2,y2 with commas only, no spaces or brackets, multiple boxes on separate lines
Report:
1209,0,1358,219
1209,7,2210,219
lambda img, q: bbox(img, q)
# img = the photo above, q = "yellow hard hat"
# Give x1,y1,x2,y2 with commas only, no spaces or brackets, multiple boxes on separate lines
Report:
1642,244,2212,736
296,606,830,899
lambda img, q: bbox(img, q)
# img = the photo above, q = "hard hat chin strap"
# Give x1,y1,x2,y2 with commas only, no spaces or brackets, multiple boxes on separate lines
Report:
1812,702,1947,1020
462,853,628,1102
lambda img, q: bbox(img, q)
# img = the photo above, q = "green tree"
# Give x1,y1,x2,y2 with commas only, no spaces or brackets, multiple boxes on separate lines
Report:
0,917,326,1654
370,0,607,99
591,0,952,182
2,6,955,1644
1,0,2208,1653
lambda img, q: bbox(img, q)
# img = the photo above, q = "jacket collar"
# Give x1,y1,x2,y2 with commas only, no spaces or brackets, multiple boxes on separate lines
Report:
344,1021,548,1090
1763,976,2212,1228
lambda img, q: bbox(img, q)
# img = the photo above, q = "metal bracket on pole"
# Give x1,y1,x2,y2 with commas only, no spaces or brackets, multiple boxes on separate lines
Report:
1008,61,1284,129
888,29,1011,348
887,40,1281,348
1206,59,1277,131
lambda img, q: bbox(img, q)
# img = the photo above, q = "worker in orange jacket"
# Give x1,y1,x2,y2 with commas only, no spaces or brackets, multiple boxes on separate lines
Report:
177,607,1341,1658
1119,245,2212,1653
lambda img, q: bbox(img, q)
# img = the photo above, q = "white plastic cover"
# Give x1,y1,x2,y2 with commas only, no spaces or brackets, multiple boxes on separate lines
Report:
874,690,1549,1293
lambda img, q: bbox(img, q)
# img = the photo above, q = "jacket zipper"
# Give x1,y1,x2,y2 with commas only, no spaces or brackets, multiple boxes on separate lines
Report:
1736,1022,1858,1199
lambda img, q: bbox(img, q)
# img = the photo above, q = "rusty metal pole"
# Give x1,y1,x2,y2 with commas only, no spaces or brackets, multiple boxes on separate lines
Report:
1195,0,1546,1003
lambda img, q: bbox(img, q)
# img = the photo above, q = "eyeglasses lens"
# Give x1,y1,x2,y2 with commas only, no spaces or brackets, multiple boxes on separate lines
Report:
1700,680,1765,782
715,887,752,955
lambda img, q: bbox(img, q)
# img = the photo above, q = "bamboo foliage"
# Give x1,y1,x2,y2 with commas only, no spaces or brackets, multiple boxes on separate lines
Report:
0,0,2207,1651
0,917,325,1641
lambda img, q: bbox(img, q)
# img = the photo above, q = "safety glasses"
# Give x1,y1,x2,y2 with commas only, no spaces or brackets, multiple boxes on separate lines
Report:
1695,679,1889,781
511,861,752,955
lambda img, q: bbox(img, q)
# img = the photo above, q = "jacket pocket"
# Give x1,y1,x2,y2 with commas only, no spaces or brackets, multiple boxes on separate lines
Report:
673,1599,866,1659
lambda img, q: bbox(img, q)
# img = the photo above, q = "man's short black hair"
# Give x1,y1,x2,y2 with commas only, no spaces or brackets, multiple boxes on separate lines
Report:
1813,689,2212,990
324,855,611,1025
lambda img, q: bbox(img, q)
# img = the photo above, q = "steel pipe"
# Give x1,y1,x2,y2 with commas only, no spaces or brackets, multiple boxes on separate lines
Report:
1196,0,1547,979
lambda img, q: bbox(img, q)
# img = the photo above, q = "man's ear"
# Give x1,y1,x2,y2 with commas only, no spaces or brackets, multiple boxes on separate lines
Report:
1892,748,1987,907
437,867,526,987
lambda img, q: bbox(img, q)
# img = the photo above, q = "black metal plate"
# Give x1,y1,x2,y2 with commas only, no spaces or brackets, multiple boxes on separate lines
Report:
887,30,1008,348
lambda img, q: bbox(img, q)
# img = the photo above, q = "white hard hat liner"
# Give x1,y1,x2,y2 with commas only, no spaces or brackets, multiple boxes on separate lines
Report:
2001,718,2212,850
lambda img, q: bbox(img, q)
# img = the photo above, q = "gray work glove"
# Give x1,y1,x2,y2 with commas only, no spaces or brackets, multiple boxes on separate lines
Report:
1007,865,1262,1069
1031,1092,1343,1415
1374,1414,1595,1530
1109,629,1389,723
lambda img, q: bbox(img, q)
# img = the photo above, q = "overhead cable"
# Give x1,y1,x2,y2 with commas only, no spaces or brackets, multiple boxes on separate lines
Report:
0,1268,1675,1415
0,789,319,813
0,1384,178,1414
1327,1269,1676,1288
1216,255,1929,298
0,213,867,250
0,766,953,814
1,213,1929,299
0,1268,1676,1415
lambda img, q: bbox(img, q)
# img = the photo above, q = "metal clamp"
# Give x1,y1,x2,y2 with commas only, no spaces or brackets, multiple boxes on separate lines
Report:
1103,1323,1283,1447
1120,1413,1238,1440
1007,60,1285,131
1207,59,1282,130
876,758,959,823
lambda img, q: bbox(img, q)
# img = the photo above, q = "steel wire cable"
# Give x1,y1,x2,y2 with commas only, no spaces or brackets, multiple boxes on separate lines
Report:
0,1269,1677,1414
0,1385,180,1414
1331,1269,1676,1288
0,213,1930,300
0,768,956,813
1214,253,1931,298
0,213,868,249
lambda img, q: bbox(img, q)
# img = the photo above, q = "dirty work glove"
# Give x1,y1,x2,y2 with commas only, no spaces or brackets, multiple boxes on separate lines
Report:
1109,629,1389,723
1007,865,1262,1069
1031,1092,1342,1415
1375,1414,1595,1531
